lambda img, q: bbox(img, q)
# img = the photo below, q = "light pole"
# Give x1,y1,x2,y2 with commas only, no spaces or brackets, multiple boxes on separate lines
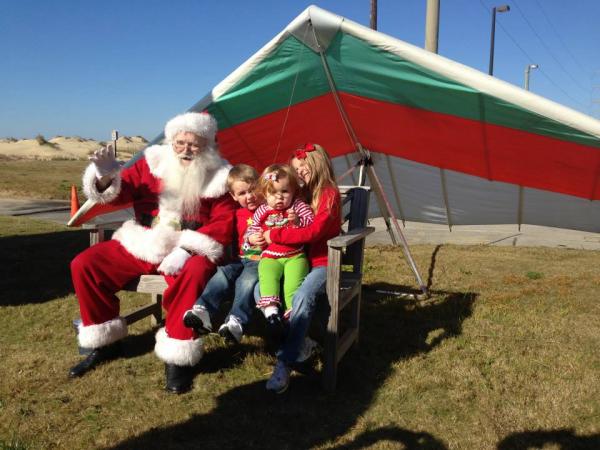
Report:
488,4,510,76
524,64,539,91
370,0,377,30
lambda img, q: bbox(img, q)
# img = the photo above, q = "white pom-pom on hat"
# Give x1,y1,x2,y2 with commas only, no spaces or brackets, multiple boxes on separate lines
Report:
164,112,218,144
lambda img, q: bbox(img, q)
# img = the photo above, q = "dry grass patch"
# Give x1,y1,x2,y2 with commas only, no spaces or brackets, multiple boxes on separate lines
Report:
0,220,599,449
0,160,88,200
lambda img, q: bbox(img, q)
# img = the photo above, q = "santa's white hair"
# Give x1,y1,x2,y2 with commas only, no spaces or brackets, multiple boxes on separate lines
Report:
164,112,218,145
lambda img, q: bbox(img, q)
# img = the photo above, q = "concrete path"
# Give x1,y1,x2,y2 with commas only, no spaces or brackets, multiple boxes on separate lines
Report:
366,218,600,251
0,198,70,216
2,198,599,250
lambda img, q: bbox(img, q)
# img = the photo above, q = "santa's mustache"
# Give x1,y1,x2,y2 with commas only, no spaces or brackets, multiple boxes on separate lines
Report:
177,152,196,161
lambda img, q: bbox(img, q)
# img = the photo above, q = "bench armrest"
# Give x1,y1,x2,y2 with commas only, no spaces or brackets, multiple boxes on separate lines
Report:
327,227,375,249
82,221,124,231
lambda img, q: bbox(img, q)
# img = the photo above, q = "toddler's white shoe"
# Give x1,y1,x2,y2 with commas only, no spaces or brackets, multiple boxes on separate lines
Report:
218,315,243,344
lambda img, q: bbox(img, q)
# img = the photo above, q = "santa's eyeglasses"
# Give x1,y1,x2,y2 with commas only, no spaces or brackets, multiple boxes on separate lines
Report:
173,140,202,151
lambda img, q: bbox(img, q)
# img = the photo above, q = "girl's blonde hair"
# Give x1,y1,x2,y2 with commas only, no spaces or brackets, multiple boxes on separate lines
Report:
257,164,300,200
292,144,337,211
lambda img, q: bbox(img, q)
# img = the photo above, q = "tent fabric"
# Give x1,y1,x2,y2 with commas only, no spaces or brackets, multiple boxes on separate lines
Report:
70,5,600,232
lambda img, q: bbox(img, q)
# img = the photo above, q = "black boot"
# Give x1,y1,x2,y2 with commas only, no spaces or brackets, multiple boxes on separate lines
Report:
165,363,193,394
68,342,121,378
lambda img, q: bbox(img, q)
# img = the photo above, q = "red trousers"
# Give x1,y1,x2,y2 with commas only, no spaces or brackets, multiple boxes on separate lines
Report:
71,240,216,340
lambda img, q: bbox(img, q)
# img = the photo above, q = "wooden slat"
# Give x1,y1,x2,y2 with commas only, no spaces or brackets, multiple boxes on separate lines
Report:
327,227,375,248
123,302,162,325
338,278,360,311
336,328,359,363
135,275,168,294
323,246,342,391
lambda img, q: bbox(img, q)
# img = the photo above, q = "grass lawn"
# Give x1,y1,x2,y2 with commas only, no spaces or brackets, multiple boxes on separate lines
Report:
0,216,599,449
0,160,88,200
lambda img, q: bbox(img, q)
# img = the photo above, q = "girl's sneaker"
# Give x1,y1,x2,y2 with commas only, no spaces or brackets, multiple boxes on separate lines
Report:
183,305,212,335
266,360,290,394
296,336,318,363
218,315,243,344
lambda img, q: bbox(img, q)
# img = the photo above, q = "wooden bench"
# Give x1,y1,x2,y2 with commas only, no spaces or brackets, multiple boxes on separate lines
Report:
84,185,373,391
323,185,373,390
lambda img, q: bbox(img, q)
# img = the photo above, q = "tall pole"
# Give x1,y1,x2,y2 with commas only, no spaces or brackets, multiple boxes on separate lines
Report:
488,5,510,76
518,63,538,231
370,0,377,30
425,0,440,53
524,64,538,91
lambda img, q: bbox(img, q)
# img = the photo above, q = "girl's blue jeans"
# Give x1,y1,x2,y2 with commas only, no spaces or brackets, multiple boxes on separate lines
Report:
254,265,327,364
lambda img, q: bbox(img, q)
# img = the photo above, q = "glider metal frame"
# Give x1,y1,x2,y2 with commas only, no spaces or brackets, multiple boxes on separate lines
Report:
309,21,429,298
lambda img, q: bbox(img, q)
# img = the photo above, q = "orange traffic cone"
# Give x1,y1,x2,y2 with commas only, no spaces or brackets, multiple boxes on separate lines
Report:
70,184,80,217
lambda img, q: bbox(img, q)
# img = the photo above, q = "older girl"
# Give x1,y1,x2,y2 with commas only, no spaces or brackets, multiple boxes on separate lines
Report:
262,144,341,393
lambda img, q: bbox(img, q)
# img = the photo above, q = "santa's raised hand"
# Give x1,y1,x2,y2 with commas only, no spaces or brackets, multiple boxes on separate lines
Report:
89,144,121,180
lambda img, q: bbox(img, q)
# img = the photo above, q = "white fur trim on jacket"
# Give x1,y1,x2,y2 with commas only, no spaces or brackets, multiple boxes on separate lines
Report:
78,317,127,349
82,163,122,204
112,220,180,264
201,164,231,199
154,327,203,366
178,230,223,263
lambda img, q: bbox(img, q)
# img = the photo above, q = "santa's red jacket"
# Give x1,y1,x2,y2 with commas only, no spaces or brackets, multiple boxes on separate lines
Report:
82,144,236,264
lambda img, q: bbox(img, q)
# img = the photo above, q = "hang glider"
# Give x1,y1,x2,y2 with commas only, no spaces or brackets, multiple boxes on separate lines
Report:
70,4,600,232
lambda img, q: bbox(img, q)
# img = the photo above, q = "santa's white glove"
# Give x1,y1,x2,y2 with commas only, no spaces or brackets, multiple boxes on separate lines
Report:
157,247,191,276
89,144,120,180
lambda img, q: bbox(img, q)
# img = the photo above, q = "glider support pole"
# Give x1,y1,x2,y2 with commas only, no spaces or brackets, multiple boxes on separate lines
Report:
517,185,524,231
313,29,428,297
367,164,429,297
439,168,453,231
385,154,407,227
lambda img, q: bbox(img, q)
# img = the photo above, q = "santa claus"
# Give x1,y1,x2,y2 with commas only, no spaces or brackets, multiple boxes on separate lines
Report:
69,112,236,394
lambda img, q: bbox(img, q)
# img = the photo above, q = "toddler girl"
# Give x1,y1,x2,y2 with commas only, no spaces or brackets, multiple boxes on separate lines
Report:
247,164,314,328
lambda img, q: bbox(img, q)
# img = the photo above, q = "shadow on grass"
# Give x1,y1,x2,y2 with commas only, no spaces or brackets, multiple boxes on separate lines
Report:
76,327,264,376
497,429,600,450
109,285,476,449
0,229,89,305
332,425,448,449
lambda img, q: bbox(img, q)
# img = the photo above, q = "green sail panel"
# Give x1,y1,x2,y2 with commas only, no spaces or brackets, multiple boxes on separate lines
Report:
207,35,330,128
326,32,599,148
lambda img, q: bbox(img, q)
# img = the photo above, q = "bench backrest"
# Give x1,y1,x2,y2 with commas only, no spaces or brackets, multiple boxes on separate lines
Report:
339,186,371,274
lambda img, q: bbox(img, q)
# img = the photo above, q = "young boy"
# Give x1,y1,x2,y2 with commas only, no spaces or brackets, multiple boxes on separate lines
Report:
183,164,262,344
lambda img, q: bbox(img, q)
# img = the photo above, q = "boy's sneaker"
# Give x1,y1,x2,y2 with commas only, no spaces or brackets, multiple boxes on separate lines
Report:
183,305,212,335
266,314,284,343
218,315,243,344
266,360,291,394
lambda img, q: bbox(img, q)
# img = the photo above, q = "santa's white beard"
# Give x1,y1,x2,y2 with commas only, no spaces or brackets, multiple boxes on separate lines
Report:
161,146,222,217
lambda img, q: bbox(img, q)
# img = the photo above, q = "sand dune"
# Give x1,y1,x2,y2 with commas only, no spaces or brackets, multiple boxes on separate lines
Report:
0,135,149,161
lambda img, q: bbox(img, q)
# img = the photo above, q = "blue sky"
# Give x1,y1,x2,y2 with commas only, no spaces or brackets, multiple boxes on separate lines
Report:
1,0,598,140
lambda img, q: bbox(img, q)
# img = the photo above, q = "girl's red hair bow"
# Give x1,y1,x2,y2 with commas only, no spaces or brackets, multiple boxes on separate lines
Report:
294,143,316,159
